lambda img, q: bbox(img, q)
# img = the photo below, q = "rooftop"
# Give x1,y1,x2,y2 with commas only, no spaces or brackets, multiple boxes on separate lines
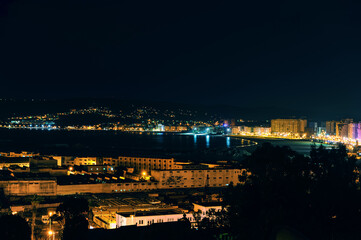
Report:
193,202,222,207
117,209,183,217
0,157,30,163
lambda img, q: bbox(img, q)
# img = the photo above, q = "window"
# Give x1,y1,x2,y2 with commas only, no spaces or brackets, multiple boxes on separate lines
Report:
139,220,143,224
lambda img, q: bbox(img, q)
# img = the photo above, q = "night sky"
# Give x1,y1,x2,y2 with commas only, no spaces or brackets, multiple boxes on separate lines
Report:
1,0,361,116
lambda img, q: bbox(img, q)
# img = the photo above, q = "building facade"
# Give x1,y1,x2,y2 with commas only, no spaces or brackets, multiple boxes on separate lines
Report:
271,119,307,134
326,121,338,136
193,203,222,219
116,209,193,227
151,168,242,189
103,156,175,172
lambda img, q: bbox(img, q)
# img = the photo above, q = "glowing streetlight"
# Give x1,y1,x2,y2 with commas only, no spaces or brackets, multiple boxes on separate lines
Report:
48,212,55,240
48,229,55,240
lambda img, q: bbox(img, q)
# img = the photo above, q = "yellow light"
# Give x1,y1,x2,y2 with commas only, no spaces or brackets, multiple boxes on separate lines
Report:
49,211,53,217
69,167,73,171
142,171,146,176
48,230,54,236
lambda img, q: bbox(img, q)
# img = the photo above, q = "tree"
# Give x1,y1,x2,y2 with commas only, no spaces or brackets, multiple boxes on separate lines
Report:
0,214,31,240
192,210,202,229
198,208,229,230
224,143,361,239
57,197,89,240
30,195,44,240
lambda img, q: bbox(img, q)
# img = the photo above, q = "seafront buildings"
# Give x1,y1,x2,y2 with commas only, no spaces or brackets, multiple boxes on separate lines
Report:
271,119,307,136
0,152,244,196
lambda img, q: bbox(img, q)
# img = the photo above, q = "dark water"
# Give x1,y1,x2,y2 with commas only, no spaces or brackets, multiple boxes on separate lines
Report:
242,138,326,155
0,129,322,160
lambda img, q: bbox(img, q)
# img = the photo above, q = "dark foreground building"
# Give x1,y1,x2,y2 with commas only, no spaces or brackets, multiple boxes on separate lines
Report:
86,221,218,240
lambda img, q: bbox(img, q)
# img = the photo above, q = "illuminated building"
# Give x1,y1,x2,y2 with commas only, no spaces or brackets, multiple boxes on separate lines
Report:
73,157,99,165
193,202,222,219
0,151,39,158
0,157,30,169
151,168,243,188
231,126,241,134
347,123,361,140
326,121,338,136
81,165,114,173
103,156,175,172
116,209,193,227
94,215,117,229
253,127,271,135
336,119,353,138
61,157,99,166
271,119,307,135
0,179,57,196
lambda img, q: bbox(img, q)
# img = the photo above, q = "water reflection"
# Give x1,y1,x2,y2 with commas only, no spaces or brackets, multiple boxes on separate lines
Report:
226,137,230,148
206,135,210,148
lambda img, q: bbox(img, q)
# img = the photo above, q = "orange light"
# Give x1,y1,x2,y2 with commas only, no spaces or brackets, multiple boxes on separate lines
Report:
48,230,54,236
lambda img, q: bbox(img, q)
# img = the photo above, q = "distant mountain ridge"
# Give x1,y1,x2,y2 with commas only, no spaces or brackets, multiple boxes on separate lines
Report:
0,98,345,121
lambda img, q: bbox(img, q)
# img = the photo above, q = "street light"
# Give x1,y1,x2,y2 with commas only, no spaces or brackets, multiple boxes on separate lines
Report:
48,230,54,240
48,212,55,240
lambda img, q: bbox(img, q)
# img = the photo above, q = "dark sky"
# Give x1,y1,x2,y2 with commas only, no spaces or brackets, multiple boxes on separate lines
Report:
0,0,361,116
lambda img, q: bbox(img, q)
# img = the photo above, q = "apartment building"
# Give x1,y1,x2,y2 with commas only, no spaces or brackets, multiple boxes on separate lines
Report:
151,168,243,189
271,119,307,134
103,156,175,172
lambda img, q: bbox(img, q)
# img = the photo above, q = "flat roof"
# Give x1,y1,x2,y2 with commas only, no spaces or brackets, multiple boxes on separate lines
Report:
152,168,235,172
0,157,30,163
117,209,182,217
193,202,222,207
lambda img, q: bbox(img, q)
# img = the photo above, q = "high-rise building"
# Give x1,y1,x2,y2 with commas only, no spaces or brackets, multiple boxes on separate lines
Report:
336,119,354,138
271,119,307,134
326,121,338,136
347,123,361,140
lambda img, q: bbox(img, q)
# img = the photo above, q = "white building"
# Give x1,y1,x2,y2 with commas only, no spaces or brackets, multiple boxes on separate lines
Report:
116,209,193,227
193,202,222,219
